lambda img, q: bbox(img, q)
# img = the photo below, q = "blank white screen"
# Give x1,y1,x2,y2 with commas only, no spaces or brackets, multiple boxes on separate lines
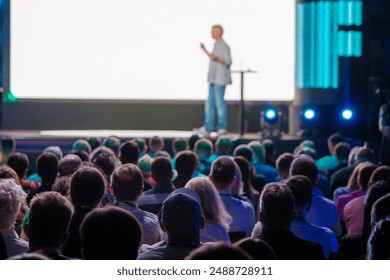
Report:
10,0,295,101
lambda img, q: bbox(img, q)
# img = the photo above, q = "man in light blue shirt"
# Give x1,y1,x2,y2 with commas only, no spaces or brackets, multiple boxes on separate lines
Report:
195,25,232,135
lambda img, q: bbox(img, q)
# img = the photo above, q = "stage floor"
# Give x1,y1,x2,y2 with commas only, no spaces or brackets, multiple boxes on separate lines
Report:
0,129,287,140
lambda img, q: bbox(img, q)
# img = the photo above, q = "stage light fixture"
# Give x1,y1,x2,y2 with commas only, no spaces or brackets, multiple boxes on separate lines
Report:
341,108,353,120
260,107,282,139
264,108,278,124
303,108,316,120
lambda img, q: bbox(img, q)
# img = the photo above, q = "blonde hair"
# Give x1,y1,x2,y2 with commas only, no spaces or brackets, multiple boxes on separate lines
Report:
185,177,231,230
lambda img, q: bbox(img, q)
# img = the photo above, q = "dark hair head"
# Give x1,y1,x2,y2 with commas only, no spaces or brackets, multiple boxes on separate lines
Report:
289,155,318,186
189,134,202,151
119,140,140,165
334,142,351,162
68,149,90,162
215,136,232,154
285,175,313,210
91,150,116,179
1,137,16,153
235,237,277,260
356,147,376,164
80,206,141,260
72,140,92,155
194,138,213,161
276,153,294,173
151,157,172,185
367,216,390,260
7,153,29,179
175,150,198,176
36,153,59,183
134,138,147,153
103,136,121,157
371,194,390,226
58,154,82,177
370,166,390,185
70,166,106,209
0,166,19,182
210,156,236,189
52,176,72,197
233,145,254,163
28,192,73,247
260,183,295,230
172,138,188,154
149,136,164,152
262,139,276,159
233,156,252,198
328,133,344,154
87,137,101,151
356,162,377,191
111,164,144,202
186,242,251,260
362,180,390,241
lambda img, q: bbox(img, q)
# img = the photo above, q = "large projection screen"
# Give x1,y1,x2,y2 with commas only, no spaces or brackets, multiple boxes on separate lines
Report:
10,0,295,101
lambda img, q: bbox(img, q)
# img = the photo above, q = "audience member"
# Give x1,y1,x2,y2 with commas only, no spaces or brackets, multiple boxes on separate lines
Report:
138,157,175,214
25,192,73,259
186,242,251,260
286,175,338,259
185,177,231,243
119,140,140,165
248,141,277,183
336,162,377,226
137,155,154,191
58,154,82,177
137,188,203,260
0,137,16,165
290,155,342,236
262,139,276,167
327,142,351,177
235,237,277,260
134,138,148,158
173,151,202,189
366,216,390,260
72,139,92,155
111,164,163,245
194,138,213,176
316,133,344,171
61,166,106,258
26,153,59,205
7,153,39,191
0,179,29,258
208,136,232,162
87,137,101,151
80,206,142,260
188,134,202,151
256,183,324,260
275,153,294,181
148,136,165,158
209,156,255,241
330,147,376,193
68,149,90,162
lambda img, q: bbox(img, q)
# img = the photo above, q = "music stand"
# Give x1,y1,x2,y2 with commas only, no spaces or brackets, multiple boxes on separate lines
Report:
231,69,257,136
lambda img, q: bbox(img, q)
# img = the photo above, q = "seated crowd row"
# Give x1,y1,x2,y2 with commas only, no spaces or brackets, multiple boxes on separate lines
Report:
0,133,390,260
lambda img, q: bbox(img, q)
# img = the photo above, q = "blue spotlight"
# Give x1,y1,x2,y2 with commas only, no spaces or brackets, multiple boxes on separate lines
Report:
341,108,353,120
303,108,316,120
263,108,278,124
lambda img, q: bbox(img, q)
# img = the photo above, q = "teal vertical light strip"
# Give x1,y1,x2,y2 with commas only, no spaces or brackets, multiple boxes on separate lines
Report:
297,4,304,89
339,0,346,25
316,1,324,87
304,3,311,88
309,1,316,88
347,0,354,26
354,1,363,26
332,1,339,88
354,31,362,56
347,31,353,56
323,1,331,88
338,31,344,56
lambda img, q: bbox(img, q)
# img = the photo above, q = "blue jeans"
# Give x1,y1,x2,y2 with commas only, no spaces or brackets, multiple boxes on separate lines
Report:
204,84,227,132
